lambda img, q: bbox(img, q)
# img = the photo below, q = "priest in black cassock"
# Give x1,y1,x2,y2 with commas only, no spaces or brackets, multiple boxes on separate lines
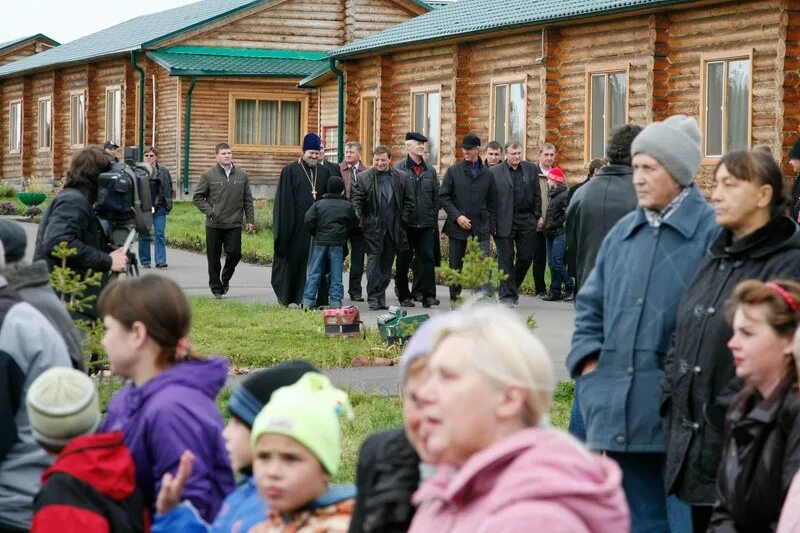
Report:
271,133,332,306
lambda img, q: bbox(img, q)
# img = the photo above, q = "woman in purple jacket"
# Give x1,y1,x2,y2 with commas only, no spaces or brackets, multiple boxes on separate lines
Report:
98,275,235,522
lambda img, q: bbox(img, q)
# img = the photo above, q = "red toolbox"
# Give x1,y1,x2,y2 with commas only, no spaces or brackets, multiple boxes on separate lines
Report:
323,306,363,338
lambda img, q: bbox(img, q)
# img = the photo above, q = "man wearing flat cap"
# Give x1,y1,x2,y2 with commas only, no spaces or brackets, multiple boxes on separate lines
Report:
393,132,440,308
439,133,496,304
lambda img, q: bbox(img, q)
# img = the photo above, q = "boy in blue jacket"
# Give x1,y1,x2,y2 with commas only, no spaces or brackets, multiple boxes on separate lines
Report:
152,360,317,532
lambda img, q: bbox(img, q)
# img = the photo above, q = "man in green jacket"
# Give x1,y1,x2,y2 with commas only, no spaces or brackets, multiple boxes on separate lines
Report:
193,142,255,298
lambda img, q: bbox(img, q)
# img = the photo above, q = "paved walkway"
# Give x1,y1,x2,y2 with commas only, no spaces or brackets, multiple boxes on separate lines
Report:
20,221,575,393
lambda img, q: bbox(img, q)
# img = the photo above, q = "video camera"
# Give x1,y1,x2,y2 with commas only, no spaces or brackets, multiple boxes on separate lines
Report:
95,146,154,275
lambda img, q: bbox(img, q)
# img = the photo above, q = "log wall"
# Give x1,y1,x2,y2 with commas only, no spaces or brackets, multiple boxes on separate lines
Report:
0,39,56,68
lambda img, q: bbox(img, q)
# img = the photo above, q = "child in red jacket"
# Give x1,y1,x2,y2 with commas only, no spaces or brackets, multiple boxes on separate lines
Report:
26,367,148,532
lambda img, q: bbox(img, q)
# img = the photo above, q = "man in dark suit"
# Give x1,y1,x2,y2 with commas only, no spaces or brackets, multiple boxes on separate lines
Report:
351,145,414,310
319,140,342,177
340,141,368,301
439,133,496,305
490,141,541,305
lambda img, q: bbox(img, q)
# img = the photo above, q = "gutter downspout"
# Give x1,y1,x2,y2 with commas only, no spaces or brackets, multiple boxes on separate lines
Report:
131,51,145,162
182,76,197,195
329,58,344,162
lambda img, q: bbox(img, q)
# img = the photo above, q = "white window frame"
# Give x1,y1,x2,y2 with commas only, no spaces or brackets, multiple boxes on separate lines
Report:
228,92,308,152
9,101,21,153
410,85,442,170
105,86,122,145
585,65,629,162
700,50,753,159
489,77,527,154
37,96,52,151
70,90,86,147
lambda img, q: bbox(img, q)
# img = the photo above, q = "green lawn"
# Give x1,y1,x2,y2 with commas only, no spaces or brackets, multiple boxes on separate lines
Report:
166,201,274,264
190,296,396,369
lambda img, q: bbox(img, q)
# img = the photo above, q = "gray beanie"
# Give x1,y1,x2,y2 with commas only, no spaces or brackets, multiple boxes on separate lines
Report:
26,367,101,450
0,219,27,263
631,115,702,187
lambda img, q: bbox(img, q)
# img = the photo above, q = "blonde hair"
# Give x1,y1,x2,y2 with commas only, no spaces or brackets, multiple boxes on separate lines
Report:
429,303,554,426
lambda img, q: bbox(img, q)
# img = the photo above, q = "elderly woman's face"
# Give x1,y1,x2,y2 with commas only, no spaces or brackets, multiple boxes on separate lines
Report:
417,335,503,467
403,367,438,463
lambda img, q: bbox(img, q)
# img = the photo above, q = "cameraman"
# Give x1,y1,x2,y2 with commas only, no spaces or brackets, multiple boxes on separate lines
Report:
34,146,128,320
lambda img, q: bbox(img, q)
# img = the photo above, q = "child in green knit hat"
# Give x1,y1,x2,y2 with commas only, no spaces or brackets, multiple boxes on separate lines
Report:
249,372,355,533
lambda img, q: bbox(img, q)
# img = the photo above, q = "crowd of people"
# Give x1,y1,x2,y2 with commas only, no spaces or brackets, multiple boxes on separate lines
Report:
3,111,800,532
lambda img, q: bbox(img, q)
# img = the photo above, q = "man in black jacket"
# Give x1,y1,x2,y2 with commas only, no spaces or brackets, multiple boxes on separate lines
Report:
439,134,496,304
394,132,439,308
789,137,800,222
491,141,541,305
351,146,414,310
192,142,255,298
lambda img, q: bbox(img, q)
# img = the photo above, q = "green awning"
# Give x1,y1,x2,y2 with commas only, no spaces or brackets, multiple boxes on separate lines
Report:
147,46,328,77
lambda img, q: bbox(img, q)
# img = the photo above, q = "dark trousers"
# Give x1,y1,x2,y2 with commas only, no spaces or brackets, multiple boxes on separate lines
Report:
366,233,397,307
348,233,367,299
532,230,548,294
448,236,490,301
206,226,241,294
495,227,536,302
397,226,436,300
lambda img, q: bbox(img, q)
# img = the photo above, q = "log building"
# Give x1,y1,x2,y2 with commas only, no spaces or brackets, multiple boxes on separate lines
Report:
328,0,800,189
0,0,428,196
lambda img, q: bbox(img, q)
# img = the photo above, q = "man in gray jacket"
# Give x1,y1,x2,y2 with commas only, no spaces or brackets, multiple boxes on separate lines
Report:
0,266,71,531
193,143,255,298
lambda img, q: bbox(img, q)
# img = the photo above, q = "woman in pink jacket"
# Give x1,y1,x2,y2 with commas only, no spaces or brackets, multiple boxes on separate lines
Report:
409,304,629,533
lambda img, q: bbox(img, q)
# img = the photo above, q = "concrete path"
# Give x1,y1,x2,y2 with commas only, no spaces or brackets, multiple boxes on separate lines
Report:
20,221,575,393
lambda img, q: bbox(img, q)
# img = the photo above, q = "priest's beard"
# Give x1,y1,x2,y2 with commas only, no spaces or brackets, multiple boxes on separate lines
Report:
302,156,316,167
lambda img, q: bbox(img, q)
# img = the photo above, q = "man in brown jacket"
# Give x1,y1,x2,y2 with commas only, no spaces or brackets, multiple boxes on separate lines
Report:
193,142,255,298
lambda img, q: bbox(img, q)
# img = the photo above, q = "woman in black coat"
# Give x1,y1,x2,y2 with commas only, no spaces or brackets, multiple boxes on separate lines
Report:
662,150,800,531
34,146,128,319
708,279,800,532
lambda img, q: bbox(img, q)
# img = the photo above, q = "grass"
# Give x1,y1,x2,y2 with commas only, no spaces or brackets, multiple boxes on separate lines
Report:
166,201,274,264
190,296,396,369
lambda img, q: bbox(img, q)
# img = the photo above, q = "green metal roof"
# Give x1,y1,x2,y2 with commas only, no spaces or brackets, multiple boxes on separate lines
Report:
147,47,328,77
329,0,692,58
0,34,59,53
0,0,266,78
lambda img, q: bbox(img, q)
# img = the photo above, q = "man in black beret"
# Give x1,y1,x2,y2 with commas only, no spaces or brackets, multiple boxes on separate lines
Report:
394,132,440,308
439,133,496,305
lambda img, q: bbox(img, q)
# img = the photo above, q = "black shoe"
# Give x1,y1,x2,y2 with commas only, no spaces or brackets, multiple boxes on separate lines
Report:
369,304,389,311
540,292,562,302
535,291,548,299
399,298,416,307
412,293,424,302
212,293,223,299
222,284,230,295
155,263,168,269
350,295,365,302
422,297,438,308
141,264,151,269
562,290,575,302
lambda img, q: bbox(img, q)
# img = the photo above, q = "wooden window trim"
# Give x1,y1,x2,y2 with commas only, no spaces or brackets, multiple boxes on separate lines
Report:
409,84,443,172
227,91,309,153
37,96,52,153
584,64,630,163
488,76,529,156
8,100,22,154
699,49,753,162
69,90,86,149
105,85,122,145
359,92,377,158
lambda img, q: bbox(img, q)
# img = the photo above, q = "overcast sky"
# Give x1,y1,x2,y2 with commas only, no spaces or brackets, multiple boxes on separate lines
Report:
1,0,199,44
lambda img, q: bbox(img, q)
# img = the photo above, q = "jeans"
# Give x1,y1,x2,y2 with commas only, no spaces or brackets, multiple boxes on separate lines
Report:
303,245,344,308
568,381,587,441
606,452,693,533
139,206,167,266
546,233,573,297
206,226,242,294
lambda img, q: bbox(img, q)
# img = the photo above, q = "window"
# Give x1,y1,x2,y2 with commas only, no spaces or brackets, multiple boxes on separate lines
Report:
38,97,52,150
9,101,21,153
322,126,338,162
411,89,441,167
703,57,750,157
360,97,376,160
105,87,121,145
587,71,627,160
491,81,526,149
70,92,85,147
232,97,303,147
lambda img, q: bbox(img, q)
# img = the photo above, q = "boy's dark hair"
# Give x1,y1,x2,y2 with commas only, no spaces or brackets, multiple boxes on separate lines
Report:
486,141,503,152
327,176,345,195
65,146,113,198
215,142,231,154
606,124,643,166
373,145,391,157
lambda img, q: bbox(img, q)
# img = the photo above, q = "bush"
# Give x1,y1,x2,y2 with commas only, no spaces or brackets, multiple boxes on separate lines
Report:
0,202,17,215
0,184,16,198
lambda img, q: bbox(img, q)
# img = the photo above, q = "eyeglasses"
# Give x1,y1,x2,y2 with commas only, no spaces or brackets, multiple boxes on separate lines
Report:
144,154,156,158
